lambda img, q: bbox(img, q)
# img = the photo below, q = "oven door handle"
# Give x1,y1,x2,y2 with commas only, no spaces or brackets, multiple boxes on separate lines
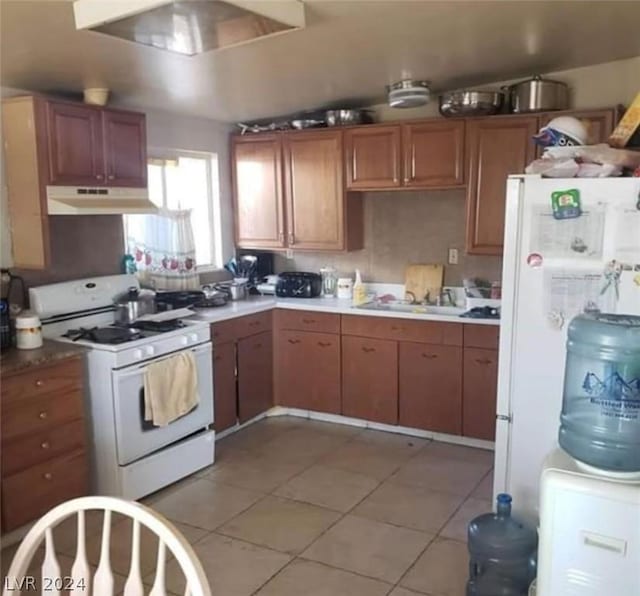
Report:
113,343,212,379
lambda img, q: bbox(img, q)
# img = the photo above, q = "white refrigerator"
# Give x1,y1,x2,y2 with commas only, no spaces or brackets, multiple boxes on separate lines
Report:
494,175,640,524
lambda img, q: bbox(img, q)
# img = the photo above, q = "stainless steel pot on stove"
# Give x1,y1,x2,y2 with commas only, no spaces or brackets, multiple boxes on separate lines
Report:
114,287,156,325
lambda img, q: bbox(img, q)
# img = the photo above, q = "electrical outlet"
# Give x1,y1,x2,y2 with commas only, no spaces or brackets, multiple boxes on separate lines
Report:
448,248,459,265
286,249,294,259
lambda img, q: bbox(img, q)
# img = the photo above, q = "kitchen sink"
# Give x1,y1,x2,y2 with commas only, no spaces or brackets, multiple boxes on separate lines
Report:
355,302,466,316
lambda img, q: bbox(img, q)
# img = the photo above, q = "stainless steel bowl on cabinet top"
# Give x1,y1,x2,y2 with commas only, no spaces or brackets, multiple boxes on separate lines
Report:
438,90,505,117
325,109,374,126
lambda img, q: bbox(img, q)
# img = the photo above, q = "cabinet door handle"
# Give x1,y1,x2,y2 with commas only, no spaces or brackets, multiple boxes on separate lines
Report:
288,233,295,245
214,355,222,361
38,411,48,419
96,174,104,180
248,321,261,327
43,472,53,481
475,358,493,365
362,346,376,353
422,353,438,359
254,342,262,349
278,232,285,244
41,441,51,450
35,379,44,387
391,325,403,332
288,338,301,344
302,318,316,324
317,341,332,348
108,174,115,180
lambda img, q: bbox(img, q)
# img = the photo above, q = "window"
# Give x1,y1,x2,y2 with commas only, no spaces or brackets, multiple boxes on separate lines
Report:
127,151,221,269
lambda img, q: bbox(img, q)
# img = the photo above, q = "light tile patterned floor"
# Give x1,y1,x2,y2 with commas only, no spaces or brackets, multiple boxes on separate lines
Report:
1,416,494,596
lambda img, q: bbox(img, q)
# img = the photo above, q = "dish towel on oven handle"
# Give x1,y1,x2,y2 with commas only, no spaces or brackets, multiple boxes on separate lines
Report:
143,351,200,427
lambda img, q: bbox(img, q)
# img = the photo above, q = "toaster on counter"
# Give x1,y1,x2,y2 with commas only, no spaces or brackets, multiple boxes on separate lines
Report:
275,272,322,298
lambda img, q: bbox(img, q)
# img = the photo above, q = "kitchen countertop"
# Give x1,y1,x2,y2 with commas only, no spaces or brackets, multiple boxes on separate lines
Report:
188,295,500,326
0,340,87,376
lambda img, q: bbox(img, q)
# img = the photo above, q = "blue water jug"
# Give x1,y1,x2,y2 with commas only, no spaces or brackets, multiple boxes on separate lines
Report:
467,494,537,596
559,313,640,473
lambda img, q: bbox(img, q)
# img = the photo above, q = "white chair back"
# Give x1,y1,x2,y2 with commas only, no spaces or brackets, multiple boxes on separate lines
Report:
2,496,211,596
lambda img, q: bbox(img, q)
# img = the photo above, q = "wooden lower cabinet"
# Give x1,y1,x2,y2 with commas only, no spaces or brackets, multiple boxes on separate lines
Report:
1,356,88,532
399,343,462,434
213,342,237,432
463,347,499,440
342,336,398,424
237,330,273,423
274,330,341,414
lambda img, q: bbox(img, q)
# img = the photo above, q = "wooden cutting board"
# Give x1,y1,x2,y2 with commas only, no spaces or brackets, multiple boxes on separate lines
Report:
404,264,444,304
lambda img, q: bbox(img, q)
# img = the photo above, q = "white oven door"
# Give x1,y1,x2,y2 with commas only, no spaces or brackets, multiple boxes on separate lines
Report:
112,343,214,465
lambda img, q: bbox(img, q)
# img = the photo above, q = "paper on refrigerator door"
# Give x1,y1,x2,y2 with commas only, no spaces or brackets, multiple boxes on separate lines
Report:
544,268,617,321
612,208,640,263
529,204,605,259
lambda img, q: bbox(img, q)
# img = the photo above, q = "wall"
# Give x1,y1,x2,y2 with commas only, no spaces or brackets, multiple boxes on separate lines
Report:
277,56,639,284
0,88,233,291
275,190,502,286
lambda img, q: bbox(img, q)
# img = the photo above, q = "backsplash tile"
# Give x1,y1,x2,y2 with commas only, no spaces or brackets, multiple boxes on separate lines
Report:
275,190,502,286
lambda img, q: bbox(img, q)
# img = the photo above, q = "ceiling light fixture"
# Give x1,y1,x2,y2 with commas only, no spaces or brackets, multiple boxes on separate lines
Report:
387,79,431,109
73,0,306,56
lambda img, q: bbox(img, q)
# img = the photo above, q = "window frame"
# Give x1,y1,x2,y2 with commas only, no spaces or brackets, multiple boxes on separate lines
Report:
144,148,222,270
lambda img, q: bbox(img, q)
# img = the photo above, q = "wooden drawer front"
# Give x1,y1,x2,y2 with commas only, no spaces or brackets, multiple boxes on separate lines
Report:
1,357,82,405
1,390,84,441
2,418,86,476
212,310,273,345
464,325,499,349
235,311,273,340
275,309,340,334
2,450,88,531
342,315,462,345
211,318,239,345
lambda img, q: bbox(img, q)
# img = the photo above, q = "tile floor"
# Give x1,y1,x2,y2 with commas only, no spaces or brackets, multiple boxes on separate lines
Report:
1,416,494,596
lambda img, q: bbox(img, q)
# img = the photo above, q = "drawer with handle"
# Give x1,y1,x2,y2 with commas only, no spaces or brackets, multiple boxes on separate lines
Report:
2,418,86,476
212,310,272,344
1,450,88,531
1,389,84,441
275,309,340,334
342,314,462,345
1,357,83,405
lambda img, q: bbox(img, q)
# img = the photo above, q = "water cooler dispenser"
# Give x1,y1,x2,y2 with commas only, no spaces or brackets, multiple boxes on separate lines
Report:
536,314,640,596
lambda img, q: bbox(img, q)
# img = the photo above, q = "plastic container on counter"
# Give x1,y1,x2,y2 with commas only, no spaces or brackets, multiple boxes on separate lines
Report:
559,313,640,475
467,493,538,596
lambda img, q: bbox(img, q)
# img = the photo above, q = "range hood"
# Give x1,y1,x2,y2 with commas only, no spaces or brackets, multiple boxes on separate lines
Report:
46,186,158,215
73,0,306,56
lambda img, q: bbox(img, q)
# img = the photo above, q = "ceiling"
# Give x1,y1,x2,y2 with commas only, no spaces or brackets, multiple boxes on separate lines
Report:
2,1,639,123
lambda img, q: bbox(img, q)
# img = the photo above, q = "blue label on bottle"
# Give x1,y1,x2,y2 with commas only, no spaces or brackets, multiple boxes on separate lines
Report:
582,372,640,421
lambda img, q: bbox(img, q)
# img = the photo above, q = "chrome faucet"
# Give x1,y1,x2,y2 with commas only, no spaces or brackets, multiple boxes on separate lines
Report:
426,289,456,307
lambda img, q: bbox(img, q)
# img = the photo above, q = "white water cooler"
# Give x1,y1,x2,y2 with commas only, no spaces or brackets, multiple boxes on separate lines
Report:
536,449,640,596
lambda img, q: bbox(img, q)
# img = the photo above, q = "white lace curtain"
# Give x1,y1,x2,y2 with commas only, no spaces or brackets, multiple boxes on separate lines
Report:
125,208,199,291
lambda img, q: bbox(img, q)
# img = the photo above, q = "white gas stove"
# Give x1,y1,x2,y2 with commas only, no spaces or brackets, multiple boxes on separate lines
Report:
30,275,215,499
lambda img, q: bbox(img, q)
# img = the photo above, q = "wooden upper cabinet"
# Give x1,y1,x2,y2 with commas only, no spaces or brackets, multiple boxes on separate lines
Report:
345,125,402,190
102,110,147,187
46,101,104,186
465,116,538,255
232,134,286,249
284,129,349,251
402,120,465,188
